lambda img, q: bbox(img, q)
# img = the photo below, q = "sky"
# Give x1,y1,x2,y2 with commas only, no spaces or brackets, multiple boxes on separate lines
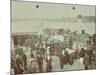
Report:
12,1,96,34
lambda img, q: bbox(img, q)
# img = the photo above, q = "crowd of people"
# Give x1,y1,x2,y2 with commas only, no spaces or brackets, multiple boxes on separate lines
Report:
11,28,96,74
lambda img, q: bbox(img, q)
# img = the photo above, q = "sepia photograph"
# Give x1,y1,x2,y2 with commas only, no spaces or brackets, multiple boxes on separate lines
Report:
11,0,96,74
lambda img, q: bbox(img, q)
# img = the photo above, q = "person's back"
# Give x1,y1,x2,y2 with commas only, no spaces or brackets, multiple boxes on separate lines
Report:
79,48,85,58
30,60,39,73
83,53,90,70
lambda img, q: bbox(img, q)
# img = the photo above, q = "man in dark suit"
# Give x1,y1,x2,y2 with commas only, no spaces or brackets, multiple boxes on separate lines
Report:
46,54,52,72
83,54,89,70
36,53,43,72
14,54,24,74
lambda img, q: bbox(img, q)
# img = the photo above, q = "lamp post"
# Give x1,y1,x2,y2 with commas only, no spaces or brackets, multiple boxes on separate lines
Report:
77,14,82,34
38,20,44,35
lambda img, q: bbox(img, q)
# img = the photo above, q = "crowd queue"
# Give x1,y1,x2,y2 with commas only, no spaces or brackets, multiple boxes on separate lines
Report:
11,30,96,74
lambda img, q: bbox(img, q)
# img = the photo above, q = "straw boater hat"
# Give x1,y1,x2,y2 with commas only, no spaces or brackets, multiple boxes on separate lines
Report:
47,46,50,49
30,58,36,62
66,48,69,52
84,47,87,50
